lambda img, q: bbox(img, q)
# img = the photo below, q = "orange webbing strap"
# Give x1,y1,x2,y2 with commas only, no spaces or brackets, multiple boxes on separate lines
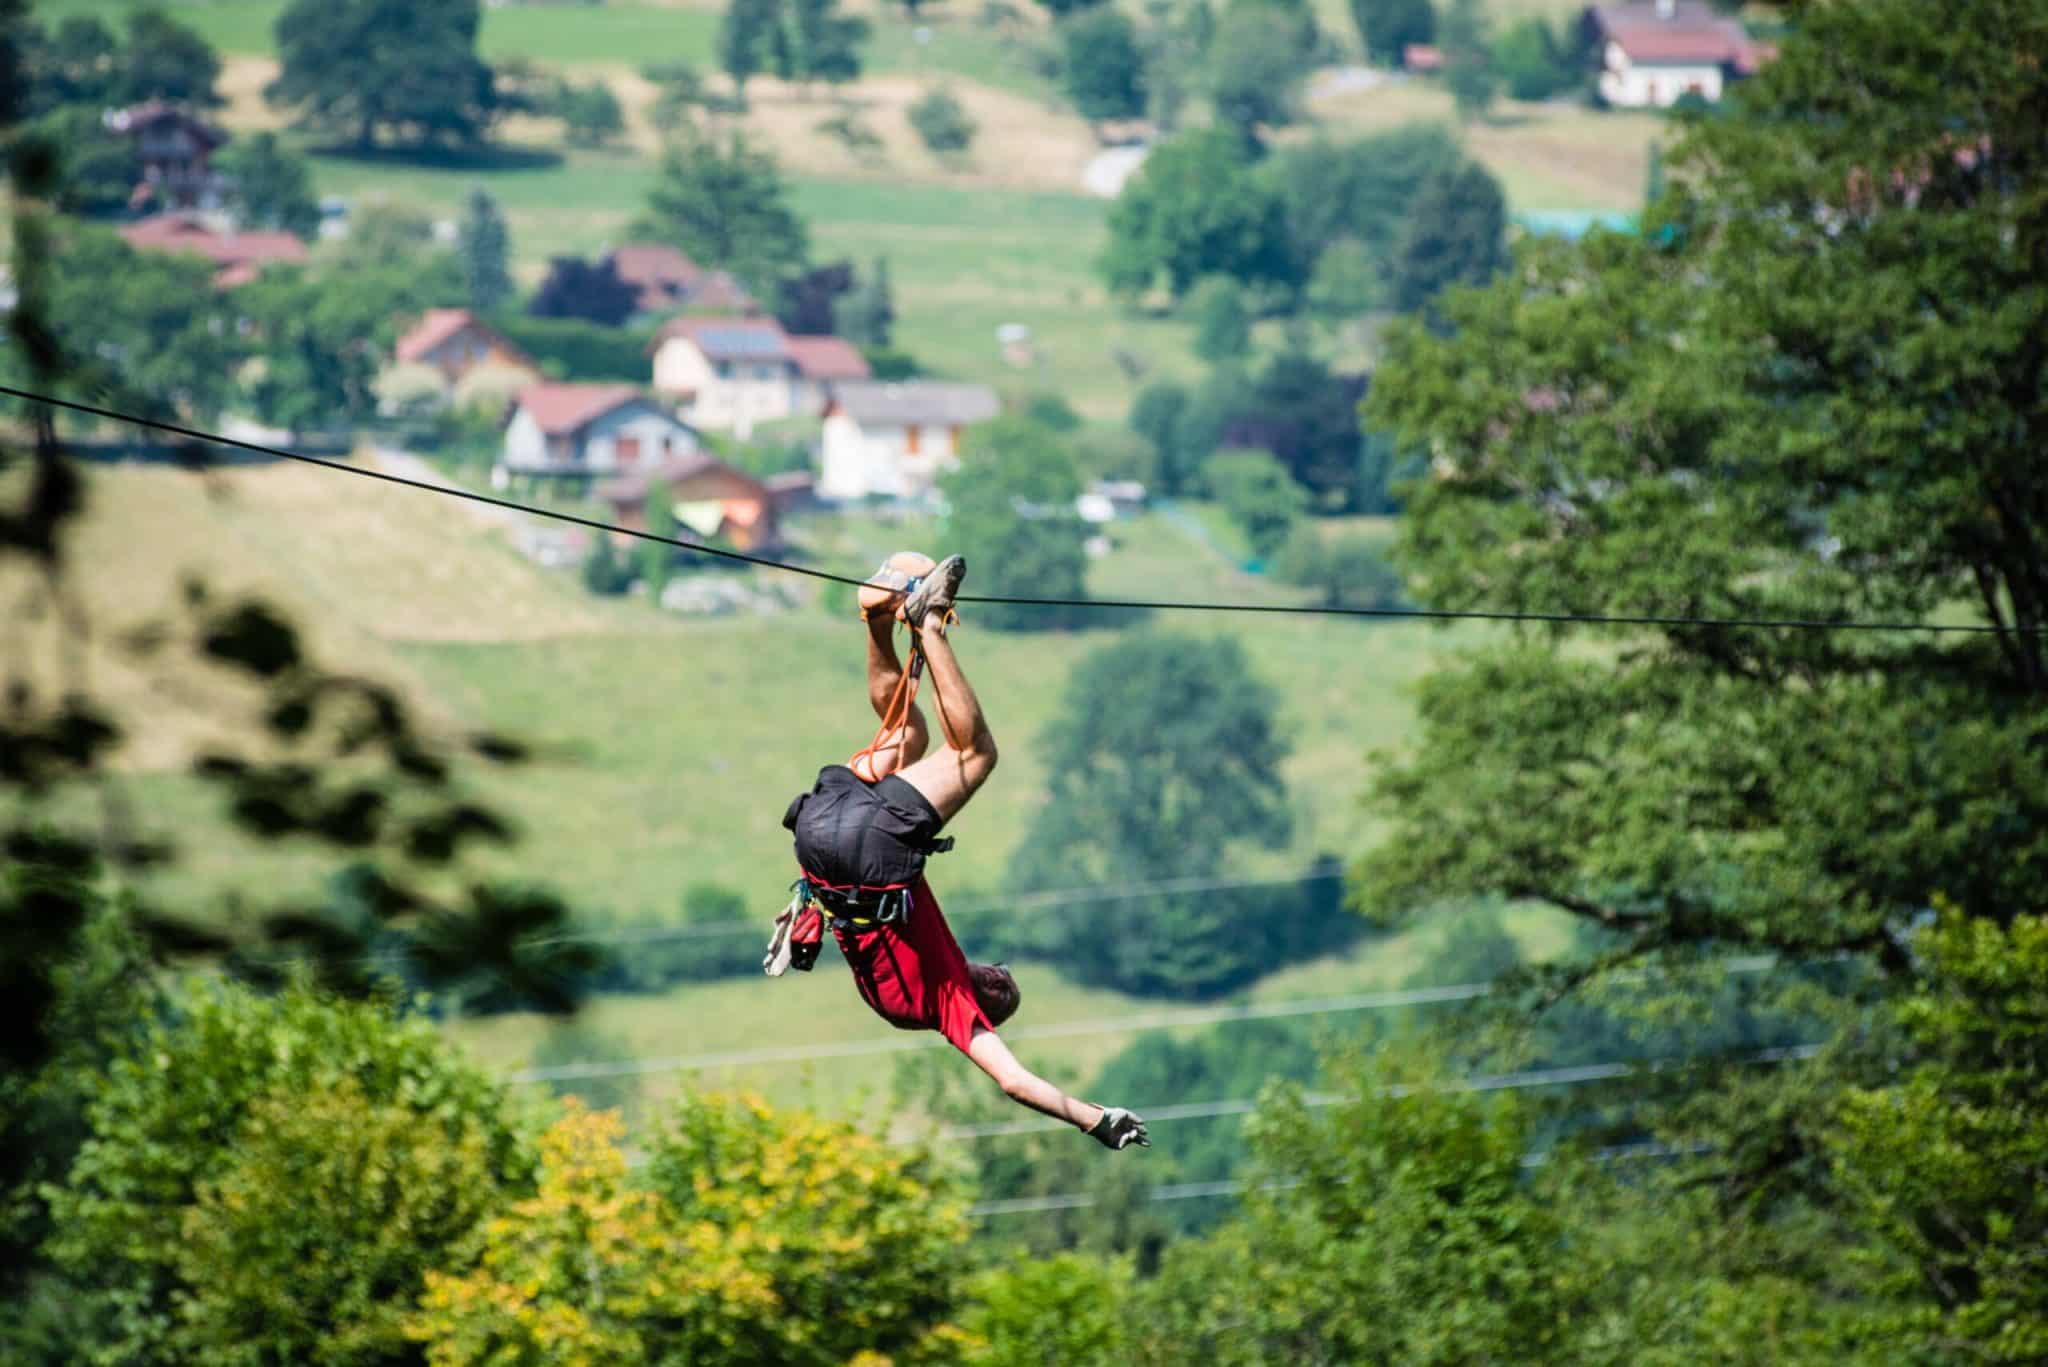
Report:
848,622,925,781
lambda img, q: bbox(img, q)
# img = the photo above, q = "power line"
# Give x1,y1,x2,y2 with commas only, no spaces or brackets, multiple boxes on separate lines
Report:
965,1139,1721,1217
8,384,2032,635
508,955,1783,1082
939,1043,1818,1140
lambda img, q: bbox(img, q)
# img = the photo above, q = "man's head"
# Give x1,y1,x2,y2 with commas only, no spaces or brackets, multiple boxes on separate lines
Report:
970,962,1020,1028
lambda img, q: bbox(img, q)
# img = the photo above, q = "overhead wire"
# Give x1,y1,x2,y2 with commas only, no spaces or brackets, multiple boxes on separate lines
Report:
7,384,2036,635
510,954,1783,1082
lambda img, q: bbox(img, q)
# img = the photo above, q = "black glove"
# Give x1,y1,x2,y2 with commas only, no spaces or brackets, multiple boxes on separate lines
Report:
1088,1106,1149,1151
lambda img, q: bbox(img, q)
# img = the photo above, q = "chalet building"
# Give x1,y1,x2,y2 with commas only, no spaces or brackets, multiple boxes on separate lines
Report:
650,317,872,435
819,381,1002,501
104,101,226,212
596,454,780,552
119,212,307,288
394,309,541,386
1585,0,1771,108
605,243,756,317
501,384,699,482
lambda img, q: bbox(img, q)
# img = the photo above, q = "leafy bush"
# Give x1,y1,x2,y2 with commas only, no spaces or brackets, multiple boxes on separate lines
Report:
940,417,1090,630
42,982,528,1364
1202,448,1308,560
908,86,978,154
1494,17,1576,101
1273,526,1406,610
494,314,657,380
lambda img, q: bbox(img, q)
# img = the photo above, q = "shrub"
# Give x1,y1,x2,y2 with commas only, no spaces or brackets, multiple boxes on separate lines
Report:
42,982,527,1364
1202,448,1308,560
908,86,978,154
493,315,657,380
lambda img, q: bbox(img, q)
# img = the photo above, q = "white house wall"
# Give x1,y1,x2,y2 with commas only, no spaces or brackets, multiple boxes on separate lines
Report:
655,338,801,435
504,402,696,474
820,418,961,499
1601,44,1725,106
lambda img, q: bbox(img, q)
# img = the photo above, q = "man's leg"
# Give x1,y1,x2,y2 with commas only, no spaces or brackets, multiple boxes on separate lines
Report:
894,622,997,823
854,555,932,780
966,1029,1150,1149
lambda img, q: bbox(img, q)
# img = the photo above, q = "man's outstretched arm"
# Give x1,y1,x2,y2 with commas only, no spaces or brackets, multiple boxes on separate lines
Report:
965,1028,1149,1150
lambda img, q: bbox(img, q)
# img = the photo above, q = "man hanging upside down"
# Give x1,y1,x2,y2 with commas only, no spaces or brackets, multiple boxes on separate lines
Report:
765,551,1149,1152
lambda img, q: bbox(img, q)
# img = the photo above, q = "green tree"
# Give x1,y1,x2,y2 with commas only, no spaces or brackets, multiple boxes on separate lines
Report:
114,7,224,107
1036,0,1108,17
1132,1049,1574,1362
457,186,513,316
1186,274,1250,363
1831,907,2048,1359
939,416,1089,631
1010,632,1292,995
1438,0,1498,121
1268,123,1464,279
1358,0,2048,1292
268,0,499,147
1063,8,1148,127
1494,16,1574,101
1102,127,1295,300
835,255,896,347
18,15,120,114
583,532,631,595
1128,379,1191,492
216,131,320,238
39,224,244,422
638,124,810,295
1275,526,1405,609
1349,0,1434,65
1137,0,1212,134
31,104,139,216
1202,448,1307,558
641,1093,975,1364
789,0,868,88
717,0,781,105
964,1255,1134,1364
41,982,527,1365
557,78,625,146
641,485,680,602
1206,1,1312,148
909,85,978,155
1387,160,1507,318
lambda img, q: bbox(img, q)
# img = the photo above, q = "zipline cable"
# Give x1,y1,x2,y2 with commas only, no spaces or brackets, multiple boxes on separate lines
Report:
7,384,2036,635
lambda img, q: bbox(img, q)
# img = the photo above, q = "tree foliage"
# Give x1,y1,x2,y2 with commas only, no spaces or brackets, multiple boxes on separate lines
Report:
269,0,499,147
940,416,1090,631
216,131,321,239
1349,0,1434,65
42,983,528,1363
1203,448,1306,559
1206,0,1314,148
1387,160,1507,318
1102,128,1294,300
1437,0,1498,121
638,124,810,296
458,186,514,316
1010,632,1295,996
909,86,978,155
1062,8,1149,126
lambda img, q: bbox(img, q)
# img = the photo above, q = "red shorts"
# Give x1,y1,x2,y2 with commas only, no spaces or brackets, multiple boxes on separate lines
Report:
830,878,992,1054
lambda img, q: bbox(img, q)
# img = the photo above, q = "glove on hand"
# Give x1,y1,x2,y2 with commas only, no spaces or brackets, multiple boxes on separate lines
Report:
1088,1106,1150,1151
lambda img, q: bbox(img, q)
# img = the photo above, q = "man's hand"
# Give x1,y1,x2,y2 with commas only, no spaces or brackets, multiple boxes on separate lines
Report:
1088,1106,1150,1151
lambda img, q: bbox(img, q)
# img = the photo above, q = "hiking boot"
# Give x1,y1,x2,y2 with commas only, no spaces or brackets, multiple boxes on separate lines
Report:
901,554,966,632
859,551,935,618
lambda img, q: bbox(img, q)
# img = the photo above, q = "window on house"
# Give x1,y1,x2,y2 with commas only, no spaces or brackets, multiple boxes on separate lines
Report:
616,435,641,466
905,425,921,456
717,360,733,379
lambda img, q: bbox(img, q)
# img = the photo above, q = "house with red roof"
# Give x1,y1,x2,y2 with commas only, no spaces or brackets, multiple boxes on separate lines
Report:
120,213,307,289
501,383,700,481
1586,0,1771,108
604,243,757,317
649,316,872,435
394,309,540,386
596,453,780,552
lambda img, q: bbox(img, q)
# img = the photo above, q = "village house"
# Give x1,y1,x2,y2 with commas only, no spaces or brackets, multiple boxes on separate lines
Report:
394,309,541,386
649,317,872,435
1585,0,1771,108
501,383,699,484
596,453,780,553
104,101,226,213
119,212,307,288
605,243,757,318
819,381,1002,501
